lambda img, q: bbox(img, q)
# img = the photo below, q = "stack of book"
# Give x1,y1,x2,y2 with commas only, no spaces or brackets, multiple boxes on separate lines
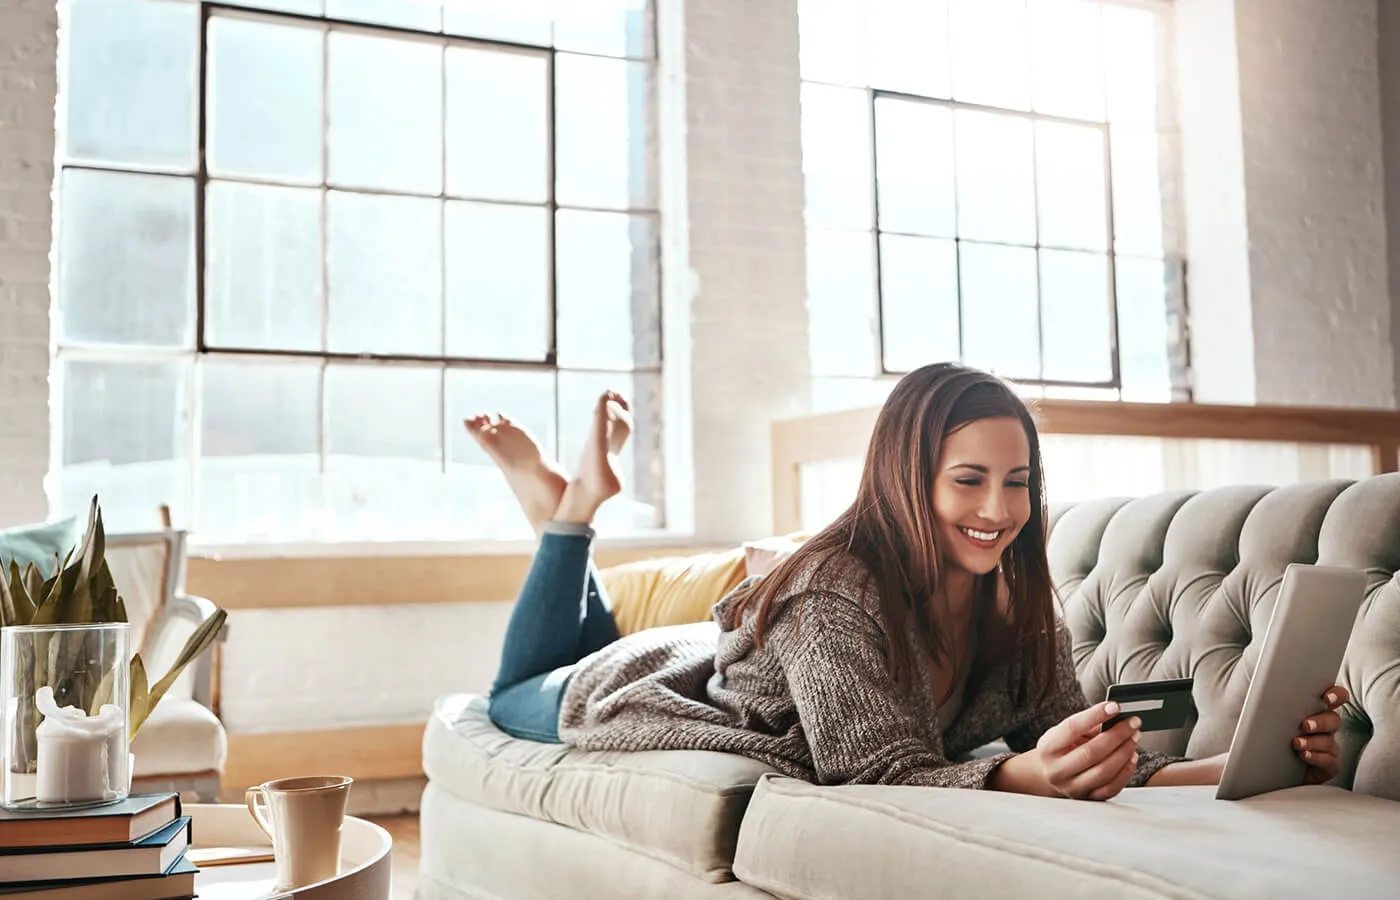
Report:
0,793,197,899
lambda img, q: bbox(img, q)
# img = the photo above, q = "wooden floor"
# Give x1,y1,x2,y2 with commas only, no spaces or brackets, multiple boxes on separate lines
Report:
368,814,421,900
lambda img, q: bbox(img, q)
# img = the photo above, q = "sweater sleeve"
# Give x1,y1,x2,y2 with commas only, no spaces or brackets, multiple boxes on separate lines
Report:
1002,622,1183,788
769,591,1017,790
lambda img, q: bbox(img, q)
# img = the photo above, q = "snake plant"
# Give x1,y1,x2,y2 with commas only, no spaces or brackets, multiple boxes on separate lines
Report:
0,496,227,747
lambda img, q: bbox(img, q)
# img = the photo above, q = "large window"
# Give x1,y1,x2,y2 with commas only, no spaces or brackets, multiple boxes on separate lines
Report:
52,0,661,543
799,0,1188,411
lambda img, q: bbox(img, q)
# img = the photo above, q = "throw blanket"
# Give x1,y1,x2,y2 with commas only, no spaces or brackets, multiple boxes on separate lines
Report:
559,551,1182,789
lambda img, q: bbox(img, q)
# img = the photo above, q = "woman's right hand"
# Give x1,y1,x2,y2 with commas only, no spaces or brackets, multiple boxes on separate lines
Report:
1030,701,1143,801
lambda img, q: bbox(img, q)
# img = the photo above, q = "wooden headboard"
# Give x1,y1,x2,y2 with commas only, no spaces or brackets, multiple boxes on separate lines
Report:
770,399,1400,534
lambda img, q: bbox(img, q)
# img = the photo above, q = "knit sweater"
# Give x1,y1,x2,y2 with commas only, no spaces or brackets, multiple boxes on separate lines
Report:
558,551,1182,790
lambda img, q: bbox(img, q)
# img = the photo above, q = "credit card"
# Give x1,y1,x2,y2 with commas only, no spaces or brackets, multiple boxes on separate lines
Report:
1102,677,1194,733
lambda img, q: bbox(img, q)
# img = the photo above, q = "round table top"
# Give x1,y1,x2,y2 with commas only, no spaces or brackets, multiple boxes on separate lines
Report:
185,803,392,900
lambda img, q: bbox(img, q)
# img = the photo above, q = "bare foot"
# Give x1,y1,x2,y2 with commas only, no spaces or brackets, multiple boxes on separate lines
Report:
553,392,633,525
464,413,568,532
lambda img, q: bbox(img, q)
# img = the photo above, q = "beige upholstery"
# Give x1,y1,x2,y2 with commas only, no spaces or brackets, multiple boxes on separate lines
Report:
129,697,228,777
420,474,1400,898
735,775,1400,900
1047,477,1400,800
423,694,775,881
418,782,772,900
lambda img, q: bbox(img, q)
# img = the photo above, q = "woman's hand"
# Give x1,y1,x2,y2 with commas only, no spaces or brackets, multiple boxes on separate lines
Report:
1029,701,1143,801
1294,685,1347,785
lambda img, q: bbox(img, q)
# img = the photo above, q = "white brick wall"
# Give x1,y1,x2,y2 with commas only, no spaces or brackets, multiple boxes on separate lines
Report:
0,0,56,527
1236,0,1393,408
1177,0,1396,409
679,0,812,542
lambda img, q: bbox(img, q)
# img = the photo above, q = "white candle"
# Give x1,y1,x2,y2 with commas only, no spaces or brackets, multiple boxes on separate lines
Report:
34,687,124,804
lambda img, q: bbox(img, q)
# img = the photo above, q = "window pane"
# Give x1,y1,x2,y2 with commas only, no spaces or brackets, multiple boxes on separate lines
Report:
807,229,878,377
1104,4,1161,126
954,110,1034,245
555,54,655,210
949,0,1030,110
325,364,442,463
325,0,441,31
444,0,551,44
220,0,322,13
554,0,653,59
801,83,872,230
328,31,443,194
445,47,548,203
555,210,659,370
1039,249,1111,382
1116,257,1172,392
1036,120,1108,251
869,0,949,97
57,169,195,347
879,235,960,373
797,0,867,86
444,368,558,540
959,243,1038,379
558,370,663,532
445,201,550,361
875,98,954,237
323,364,443,540
1029,0,1105,121
63,0,197,169
197,358,320,540
1111,129,1166,257
206,181,323,352
207,15,324,184
327,191,443,356
60,357,190,533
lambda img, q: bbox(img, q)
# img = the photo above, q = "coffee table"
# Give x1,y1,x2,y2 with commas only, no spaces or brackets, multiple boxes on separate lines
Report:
185,803,392,899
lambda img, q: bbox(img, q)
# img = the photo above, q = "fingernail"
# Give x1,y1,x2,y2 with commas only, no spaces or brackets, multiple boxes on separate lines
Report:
1105,702,1119,715
1132,731,1142,743
1326,693,1338,704
1306,719,1316,731
1129,717,1142,730
1295,738,1305,750
1304,751,1313,760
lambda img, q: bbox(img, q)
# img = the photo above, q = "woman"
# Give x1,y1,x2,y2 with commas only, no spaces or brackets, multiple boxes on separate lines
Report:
467,364,1347,800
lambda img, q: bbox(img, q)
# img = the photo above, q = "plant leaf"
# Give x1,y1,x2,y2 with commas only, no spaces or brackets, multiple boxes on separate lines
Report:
129,609,226,740
90,662,116,717
9,561,35,625
128,655,151,742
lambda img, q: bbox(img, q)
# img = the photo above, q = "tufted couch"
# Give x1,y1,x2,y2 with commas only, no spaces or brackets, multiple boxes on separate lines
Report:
417,477,1400,899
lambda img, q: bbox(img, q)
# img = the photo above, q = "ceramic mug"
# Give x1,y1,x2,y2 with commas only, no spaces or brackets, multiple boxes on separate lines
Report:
245,775,353,891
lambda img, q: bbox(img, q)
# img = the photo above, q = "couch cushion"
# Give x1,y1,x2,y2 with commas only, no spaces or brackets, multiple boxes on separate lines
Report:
130,698,227,777
735,774,1400,899
423,694,775,882
599,548,748,635
419,781,773,900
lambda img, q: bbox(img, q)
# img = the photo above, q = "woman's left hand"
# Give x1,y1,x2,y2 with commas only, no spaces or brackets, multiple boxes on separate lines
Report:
1293,685,1348,784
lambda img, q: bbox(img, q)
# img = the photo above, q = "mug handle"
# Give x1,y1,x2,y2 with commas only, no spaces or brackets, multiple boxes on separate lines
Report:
245,787,273,840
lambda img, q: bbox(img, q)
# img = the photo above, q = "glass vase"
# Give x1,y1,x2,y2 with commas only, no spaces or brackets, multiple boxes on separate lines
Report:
1,623,131,810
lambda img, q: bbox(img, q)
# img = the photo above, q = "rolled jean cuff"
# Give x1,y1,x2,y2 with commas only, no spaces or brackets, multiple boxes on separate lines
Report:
541,520,595,539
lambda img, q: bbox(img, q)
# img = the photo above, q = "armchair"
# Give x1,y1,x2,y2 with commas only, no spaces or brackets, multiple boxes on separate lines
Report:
106,528,229,802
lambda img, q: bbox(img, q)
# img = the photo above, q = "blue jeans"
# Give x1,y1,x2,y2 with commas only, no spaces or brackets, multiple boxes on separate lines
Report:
487,523,620,743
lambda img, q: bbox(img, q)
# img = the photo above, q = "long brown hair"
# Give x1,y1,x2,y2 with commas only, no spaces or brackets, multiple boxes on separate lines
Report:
735,363,1057,707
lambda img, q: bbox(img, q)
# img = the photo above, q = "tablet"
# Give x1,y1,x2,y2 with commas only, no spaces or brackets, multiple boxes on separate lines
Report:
1216,563,1367,801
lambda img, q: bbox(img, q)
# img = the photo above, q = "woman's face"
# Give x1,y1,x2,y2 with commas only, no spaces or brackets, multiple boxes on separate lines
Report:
933,417,1033,576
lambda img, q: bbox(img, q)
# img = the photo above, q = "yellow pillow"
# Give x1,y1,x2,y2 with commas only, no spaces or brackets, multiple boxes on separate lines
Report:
599,548,749,635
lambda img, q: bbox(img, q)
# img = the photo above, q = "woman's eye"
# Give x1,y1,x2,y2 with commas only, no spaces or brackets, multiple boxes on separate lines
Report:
1007,480,1029,489
955,478,982,486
